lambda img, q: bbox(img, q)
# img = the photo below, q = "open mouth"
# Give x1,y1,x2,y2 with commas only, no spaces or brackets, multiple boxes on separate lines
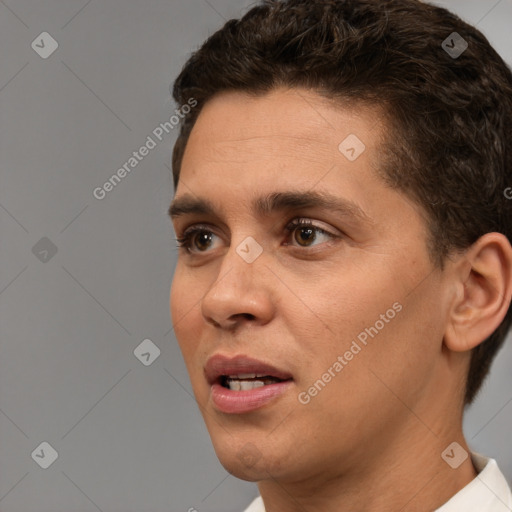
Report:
219,373,291,391
205,354,294,412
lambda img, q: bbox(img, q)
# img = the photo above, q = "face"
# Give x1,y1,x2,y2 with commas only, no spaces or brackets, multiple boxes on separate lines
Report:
169,87,455,483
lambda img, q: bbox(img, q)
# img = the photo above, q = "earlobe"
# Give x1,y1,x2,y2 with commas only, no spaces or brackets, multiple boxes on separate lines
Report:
444,233,512,353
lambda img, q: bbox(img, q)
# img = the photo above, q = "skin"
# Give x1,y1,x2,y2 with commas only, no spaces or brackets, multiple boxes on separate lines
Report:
169,87,512,512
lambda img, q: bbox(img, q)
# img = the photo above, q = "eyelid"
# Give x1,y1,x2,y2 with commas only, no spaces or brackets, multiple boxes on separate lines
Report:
285,217,341,236
177,218,340,239
175,217,343,255
176,222,220,242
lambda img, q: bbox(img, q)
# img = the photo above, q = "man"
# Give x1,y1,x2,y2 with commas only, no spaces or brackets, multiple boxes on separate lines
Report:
168,0,512,510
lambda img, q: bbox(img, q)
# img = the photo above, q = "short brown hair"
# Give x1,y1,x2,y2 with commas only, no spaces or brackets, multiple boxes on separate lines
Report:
170,0,512,405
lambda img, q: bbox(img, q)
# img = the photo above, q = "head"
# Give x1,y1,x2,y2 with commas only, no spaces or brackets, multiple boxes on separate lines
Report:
168,0,512,482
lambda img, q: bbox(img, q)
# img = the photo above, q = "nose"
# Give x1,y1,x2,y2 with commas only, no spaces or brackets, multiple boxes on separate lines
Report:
200,242,275,331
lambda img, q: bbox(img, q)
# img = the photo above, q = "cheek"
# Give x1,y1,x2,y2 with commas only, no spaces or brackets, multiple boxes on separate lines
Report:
309,262,398,338
293,257,421,391
169,272,209,392
169,267,203,351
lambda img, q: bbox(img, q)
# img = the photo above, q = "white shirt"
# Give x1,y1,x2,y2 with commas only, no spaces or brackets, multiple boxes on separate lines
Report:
243,452,512,511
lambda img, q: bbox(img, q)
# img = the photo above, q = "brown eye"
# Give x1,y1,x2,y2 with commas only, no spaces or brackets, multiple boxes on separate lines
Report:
192,232,214,251
176,226,219,253
294,226,317,246
285,218,338,248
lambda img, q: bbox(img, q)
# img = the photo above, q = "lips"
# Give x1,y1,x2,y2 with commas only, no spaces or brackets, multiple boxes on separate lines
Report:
205,354,294,414
204,354,293,386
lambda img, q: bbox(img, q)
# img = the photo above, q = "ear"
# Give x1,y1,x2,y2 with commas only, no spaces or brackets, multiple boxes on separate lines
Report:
444,232,512,352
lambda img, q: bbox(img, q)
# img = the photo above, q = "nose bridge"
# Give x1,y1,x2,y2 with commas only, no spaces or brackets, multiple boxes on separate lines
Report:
210,235,264,299
219,225,267,278
201,234,272,327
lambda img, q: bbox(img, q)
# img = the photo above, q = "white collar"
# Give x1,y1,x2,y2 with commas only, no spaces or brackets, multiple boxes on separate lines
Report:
243,452,512,512
435,451,512,511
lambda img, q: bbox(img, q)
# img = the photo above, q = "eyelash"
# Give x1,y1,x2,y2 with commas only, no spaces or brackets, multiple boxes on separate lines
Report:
174,218,339,253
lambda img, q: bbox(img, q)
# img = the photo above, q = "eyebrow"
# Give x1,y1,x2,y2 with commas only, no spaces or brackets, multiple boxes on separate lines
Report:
168,190,373,226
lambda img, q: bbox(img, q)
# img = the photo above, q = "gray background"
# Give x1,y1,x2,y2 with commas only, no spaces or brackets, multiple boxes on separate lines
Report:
0,0,511,511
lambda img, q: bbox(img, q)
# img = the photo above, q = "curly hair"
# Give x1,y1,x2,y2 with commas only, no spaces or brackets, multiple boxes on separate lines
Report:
170,0,512,405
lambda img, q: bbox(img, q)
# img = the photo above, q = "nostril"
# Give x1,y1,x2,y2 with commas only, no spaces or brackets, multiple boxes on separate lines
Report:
205,313,255,330
232,313,255,321
206,317,222,328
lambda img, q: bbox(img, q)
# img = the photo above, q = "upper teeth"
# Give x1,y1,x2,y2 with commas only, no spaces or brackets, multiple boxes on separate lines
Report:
227,373,268,379
227,380,266,391
223,374,284,391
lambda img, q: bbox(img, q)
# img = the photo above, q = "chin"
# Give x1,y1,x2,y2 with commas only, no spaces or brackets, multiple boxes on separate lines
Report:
219,457,264,482
210,431,295,483
207,439,262,479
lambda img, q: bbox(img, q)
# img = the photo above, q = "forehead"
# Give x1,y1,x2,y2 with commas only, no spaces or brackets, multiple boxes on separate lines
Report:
179,88,385,189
